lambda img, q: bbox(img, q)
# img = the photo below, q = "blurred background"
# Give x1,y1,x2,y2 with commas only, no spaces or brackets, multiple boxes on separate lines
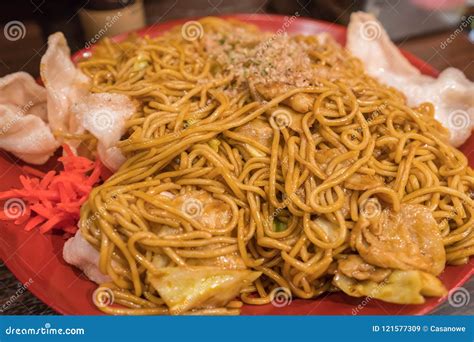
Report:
0,0,473,78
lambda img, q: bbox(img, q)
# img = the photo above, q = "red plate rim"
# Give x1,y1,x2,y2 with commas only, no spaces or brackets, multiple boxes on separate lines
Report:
0,13,472,316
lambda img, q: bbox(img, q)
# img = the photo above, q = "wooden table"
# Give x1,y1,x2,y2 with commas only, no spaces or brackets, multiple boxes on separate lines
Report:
0,28,472,315
399,29,474,80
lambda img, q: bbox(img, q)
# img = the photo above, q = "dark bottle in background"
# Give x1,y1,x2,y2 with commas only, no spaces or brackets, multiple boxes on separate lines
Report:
79,0,146,42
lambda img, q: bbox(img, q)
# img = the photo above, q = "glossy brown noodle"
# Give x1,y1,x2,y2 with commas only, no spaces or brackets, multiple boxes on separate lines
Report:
78,17,474,314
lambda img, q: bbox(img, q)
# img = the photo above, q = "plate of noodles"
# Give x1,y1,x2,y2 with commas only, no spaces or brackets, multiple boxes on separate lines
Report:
0,13,472,315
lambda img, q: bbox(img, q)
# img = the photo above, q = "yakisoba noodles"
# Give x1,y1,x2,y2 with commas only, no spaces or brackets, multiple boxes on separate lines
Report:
77,17,474,315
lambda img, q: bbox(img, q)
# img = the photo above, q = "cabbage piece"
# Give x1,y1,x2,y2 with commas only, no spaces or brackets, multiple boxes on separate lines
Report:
333,269,447,304
313,217,338,242
149,267,261,314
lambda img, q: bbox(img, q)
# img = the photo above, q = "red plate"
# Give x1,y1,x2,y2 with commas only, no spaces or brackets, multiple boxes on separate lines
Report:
0,14,472,315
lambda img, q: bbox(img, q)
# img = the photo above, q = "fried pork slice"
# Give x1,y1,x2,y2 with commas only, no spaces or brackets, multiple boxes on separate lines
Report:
352,204,446,276
169,190,233,230
338,255,390,283
255,83,314,113
232,118,273,158
344,173,383,191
